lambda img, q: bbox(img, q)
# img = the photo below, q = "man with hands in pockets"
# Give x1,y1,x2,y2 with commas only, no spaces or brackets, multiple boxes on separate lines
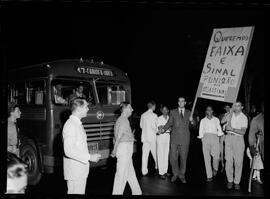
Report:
111,102,142,195
63,98,101,194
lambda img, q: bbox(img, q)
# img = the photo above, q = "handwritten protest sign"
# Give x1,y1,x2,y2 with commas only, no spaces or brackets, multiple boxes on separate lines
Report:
196,27,254,102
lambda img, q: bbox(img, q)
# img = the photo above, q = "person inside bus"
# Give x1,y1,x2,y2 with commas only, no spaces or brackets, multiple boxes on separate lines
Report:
69,84,86,103
8,102,21,156
53,83,67,105
6,152,28,194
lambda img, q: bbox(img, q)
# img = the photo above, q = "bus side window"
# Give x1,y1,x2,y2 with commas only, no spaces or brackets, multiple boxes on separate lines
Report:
13,83,27,105
26,81,45,105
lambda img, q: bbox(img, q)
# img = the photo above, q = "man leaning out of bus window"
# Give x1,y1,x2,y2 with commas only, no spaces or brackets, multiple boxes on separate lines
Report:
54,83,67,105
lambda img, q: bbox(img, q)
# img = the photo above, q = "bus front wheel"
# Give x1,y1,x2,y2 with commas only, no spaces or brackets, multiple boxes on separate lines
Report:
20,139,42,185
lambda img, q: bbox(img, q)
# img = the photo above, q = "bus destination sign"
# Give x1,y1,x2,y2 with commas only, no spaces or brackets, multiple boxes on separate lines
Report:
76,66,114,77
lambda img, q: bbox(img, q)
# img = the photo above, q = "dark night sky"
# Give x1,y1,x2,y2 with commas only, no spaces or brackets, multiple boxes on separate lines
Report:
1,2,265,116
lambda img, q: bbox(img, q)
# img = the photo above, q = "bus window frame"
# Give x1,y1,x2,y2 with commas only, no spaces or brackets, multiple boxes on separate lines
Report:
50,78,97,108
8,78,47,107
95,79,128,107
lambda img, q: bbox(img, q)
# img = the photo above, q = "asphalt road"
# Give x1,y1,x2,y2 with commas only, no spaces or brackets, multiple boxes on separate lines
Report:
25,137,264,196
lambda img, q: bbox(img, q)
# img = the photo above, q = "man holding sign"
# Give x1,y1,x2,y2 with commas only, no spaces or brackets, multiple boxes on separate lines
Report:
190,26,254,190
158,97,194,183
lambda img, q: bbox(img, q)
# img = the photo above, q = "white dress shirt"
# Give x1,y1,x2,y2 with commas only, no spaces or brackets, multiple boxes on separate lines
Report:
198,116,223,138
140,109,158,142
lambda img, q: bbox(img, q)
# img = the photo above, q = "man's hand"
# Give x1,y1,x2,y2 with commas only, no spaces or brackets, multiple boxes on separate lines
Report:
249,146,258,157
189,116,193,123
110,149,116,158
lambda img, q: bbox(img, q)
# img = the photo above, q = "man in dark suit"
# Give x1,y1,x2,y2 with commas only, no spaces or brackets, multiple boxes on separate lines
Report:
158,97,194,183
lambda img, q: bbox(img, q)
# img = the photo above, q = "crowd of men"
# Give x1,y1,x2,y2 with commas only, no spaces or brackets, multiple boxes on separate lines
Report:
7,96,264,195
139,97,264,192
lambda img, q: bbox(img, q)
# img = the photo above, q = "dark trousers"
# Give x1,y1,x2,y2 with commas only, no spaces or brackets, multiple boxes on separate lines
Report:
170,143,189,178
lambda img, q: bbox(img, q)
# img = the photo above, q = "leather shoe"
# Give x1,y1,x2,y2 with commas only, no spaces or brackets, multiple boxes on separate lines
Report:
234,184,240,190
179,177,187,184
160,175,166,180
206,178,213,182
171,175,178,183
227,182,233,190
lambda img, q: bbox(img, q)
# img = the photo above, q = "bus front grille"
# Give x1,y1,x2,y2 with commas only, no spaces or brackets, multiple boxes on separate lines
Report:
83,122,115,142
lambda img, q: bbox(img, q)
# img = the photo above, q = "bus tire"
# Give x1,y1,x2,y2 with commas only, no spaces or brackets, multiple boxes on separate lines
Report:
20,139,42,185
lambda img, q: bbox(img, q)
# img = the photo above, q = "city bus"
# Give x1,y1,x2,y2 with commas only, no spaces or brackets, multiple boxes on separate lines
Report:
8,59,132,185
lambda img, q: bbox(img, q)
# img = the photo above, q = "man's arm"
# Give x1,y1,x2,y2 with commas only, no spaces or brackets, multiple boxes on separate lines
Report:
197,119,204,139
151,114,158,132
248,118,257,147
111,122,125,157
226,115,248,136
162,111,174,133
63,124,90,164
216,118,224,136
140,115,143,129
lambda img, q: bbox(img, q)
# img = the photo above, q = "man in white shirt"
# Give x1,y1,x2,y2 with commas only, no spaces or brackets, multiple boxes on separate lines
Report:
224,101,248,190
198,106,223,182
62,98,101,194
140,101,158,176
156,105,171,179
111,102,142,195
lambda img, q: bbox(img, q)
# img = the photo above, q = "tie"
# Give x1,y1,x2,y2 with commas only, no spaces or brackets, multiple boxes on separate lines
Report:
180,109,184,118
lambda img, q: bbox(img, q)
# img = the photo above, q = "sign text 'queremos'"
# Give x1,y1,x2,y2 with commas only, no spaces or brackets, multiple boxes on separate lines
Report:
77,66,114,77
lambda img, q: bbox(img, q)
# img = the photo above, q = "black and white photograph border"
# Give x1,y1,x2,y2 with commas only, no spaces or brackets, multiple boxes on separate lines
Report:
0,0,267,198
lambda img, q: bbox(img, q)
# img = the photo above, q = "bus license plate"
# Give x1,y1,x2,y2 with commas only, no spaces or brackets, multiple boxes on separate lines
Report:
88,142,98,152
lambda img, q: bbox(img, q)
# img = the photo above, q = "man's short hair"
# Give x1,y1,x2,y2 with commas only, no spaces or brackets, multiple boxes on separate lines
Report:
160,104,168,111
147,100,156,109
8,102,19,116
178,97,186,101
119,101,130,113
70,98,87,112
7,152,27,179
235,101,243,106
206,105,213,110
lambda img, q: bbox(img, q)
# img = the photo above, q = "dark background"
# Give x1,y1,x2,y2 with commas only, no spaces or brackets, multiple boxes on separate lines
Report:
1,2,265,116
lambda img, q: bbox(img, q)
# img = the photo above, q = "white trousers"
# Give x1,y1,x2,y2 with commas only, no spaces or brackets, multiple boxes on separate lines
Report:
112,142,142,195
141,141,157,175
157,134,170,175
67,179,87,194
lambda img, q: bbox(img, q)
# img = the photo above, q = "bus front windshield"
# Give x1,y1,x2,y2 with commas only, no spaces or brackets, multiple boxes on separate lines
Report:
95,81,127,105
52,80,95,106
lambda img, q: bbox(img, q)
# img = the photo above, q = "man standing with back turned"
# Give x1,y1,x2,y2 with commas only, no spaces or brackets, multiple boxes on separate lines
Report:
159,97,194,183
140,101,158,176
63,98,101,194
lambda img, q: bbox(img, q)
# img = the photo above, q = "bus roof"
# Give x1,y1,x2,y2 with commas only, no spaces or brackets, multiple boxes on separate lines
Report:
8,59,129,82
